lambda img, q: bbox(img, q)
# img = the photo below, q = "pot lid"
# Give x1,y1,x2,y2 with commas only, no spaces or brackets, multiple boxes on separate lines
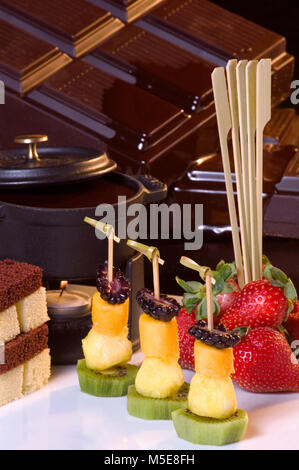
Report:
0,135,117,187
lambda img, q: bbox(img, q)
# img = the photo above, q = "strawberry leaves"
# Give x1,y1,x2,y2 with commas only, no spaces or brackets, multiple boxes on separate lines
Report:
215,260,237,281
175,277,204,295
176,261,237,320
262,260,297,319
213,263,237,296
182,292,202,314
196,297,221,319
228,326,250,340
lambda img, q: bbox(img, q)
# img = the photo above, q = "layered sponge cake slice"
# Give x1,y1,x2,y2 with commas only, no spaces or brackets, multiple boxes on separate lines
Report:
0,259,51,406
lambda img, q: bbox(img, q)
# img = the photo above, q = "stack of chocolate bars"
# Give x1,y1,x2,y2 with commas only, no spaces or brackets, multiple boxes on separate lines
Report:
0,0,294,164
0,260,50,406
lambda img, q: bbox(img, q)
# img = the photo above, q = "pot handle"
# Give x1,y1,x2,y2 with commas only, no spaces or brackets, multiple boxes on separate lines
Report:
14,134,48,161
136,174,167,204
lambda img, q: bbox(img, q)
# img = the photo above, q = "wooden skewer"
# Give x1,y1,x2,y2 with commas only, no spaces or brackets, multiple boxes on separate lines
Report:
108,233,114,283
246,60,259,281
152,253,160,300
206,274,213,331
256,59,271,277
212,68,245,288
226,60,251,285
84,217,120,284
236,60,252,282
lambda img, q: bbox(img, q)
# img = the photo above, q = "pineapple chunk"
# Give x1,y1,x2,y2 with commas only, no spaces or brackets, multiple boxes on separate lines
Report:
139,314,180,361
135,357,184,399
194,340,234,378
188,373,237,419
82,326,132,371
92,292,129,336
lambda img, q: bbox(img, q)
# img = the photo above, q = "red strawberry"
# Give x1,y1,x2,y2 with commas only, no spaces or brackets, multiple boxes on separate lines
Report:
285,301,299,343
215,279,240,317
221,280,288,330
177,308,196,370
233,327,299,392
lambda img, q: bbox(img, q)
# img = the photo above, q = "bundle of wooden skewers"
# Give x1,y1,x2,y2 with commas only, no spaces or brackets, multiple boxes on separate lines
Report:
212,59,272,289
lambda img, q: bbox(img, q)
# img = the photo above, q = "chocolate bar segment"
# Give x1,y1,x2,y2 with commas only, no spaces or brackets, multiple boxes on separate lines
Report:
0,324,48,374
170,143,297,228
0,259,42,312
264,108,296,144
29,60,189,152
138,0,294,106
87,0,163,23
87,24,214,113
0,0,124,58
139,0,286,61
0,19,71,95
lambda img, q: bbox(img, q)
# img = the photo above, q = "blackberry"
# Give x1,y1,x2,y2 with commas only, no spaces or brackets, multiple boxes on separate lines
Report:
188,320,241,349
96,262,131,305
136,288,180,322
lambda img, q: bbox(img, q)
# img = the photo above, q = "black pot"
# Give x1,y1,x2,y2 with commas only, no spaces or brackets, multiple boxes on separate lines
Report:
0,137,167,281
0,171,166,281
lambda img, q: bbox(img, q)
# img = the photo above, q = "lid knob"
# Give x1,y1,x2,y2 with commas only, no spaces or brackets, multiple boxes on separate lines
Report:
14,134,48,161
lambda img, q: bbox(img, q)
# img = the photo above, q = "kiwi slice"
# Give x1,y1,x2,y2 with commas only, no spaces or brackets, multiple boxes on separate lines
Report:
77,360,138,397
172,408,248,446
127,383,189,420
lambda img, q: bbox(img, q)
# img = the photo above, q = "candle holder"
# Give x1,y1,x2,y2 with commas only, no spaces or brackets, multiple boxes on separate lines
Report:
47,286,93,365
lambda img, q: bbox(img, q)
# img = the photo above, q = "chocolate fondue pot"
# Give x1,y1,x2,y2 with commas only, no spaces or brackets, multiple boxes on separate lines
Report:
0,135,167,283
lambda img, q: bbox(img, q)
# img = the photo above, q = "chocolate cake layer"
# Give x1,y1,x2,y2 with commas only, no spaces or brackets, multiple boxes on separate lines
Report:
29,60,189,152
0,259,42,313
0,323,48,375
0,19,71,95
0,0,124,58
87,24,214,113
88,0,163,23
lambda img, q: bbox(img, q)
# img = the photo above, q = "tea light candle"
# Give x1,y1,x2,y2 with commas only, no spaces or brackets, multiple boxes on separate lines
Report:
46,288,91,321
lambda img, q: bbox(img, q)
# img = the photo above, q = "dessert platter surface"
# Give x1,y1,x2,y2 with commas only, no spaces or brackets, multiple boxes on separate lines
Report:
0,354,298,451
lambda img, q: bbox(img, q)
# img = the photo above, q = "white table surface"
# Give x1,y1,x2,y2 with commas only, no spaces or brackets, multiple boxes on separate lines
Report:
0,351,298,450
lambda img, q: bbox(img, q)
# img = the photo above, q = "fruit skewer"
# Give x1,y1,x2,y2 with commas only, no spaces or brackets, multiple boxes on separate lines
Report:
77,218,138,397
126,241,189,420
172,320,248,446
172,260,248,445
176,259,240,370
171,258,248,445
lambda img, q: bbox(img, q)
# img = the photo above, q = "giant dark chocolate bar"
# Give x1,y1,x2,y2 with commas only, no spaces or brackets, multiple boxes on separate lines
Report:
87,0,163,23
138,0,294,105
28,60,190,152
0,0,124,58
0,19,71,95
86,24,214,113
